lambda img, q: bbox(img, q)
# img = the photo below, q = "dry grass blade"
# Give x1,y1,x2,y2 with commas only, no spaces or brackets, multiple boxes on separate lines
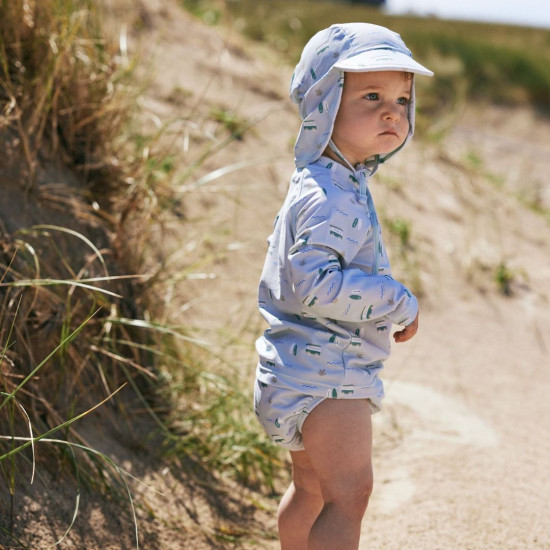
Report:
0,310,99,414
0,383,126,463
0,279,122,298
17,225,109,276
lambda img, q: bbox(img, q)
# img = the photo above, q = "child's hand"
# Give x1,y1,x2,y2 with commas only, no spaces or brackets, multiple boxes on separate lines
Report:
393,313,419,343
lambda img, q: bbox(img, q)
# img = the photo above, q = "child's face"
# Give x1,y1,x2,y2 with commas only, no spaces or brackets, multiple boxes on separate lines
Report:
330,70,412,166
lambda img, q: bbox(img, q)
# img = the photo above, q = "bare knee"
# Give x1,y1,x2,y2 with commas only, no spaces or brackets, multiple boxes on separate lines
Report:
322,468,373,516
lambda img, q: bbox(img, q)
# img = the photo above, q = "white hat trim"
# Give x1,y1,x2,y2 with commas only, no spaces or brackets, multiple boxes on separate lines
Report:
334,49,434,77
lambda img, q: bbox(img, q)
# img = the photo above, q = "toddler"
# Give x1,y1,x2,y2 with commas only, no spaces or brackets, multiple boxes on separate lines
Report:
254,22,433,549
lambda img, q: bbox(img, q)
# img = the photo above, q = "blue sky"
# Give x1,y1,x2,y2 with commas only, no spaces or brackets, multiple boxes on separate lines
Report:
385,0,550,29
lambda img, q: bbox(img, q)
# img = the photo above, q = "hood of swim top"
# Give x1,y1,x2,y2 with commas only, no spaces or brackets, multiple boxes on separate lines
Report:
290,23,433,169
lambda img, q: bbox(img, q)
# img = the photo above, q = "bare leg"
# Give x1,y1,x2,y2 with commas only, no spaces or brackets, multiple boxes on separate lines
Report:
302,399,373,550
279,450,324,549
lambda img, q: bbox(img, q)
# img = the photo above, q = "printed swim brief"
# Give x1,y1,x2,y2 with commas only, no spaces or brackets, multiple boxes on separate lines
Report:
254,380,382,451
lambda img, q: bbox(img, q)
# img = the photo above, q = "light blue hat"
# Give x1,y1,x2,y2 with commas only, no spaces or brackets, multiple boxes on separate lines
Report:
290,23,433,169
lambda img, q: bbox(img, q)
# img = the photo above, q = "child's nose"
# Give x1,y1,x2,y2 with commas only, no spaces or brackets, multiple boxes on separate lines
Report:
382,103,401,121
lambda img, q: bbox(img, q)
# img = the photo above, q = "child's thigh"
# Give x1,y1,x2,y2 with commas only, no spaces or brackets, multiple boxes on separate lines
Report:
301,399,373,495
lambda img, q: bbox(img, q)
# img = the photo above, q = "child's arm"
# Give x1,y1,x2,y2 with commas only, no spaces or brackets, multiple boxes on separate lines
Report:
288,193,417,328
289,247,417,327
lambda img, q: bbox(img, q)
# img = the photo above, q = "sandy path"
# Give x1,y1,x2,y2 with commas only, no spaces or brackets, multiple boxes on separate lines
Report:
364,299,550,549
358,109,550,548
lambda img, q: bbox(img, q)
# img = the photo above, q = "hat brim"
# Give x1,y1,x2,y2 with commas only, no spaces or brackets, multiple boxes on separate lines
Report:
334,49,434,76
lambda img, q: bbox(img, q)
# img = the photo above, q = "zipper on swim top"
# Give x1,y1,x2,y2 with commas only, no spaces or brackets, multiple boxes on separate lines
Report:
357,170,381,274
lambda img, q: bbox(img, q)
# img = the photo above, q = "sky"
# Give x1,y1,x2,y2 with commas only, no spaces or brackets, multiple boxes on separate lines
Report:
385,0,550,29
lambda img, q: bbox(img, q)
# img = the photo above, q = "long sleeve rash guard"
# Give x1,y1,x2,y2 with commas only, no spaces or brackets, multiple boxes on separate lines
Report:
255,157,418,400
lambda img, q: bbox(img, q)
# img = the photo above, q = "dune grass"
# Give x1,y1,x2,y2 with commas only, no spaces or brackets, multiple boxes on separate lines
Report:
0,223,153,545
1,1,282,543
1,0,125,190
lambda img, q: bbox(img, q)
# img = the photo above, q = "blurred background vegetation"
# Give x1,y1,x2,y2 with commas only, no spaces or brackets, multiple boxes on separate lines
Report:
183,0,550,125
1,0,549,543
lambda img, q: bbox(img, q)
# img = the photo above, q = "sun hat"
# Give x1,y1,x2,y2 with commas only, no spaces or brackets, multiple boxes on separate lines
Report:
334,48,433,76
290,23,433,169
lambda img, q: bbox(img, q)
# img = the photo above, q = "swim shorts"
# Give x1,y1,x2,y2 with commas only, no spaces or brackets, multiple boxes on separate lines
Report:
254,380,382,451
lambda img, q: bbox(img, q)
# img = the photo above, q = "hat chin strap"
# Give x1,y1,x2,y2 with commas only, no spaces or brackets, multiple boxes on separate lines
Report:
327,140,380,175
327,139,356,172
328,140,380,205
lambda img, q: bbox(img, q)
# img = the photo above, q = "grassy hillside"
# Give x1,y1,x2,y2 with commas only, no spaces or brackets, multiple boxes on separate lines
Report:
0,2,183,545
1,4,281,546
182,0,550,121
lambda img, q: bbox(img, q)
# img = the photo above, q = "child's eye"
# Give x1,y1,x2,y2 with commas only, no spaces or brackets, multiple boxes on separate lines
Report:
397,97,410,106
364,92,379,101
